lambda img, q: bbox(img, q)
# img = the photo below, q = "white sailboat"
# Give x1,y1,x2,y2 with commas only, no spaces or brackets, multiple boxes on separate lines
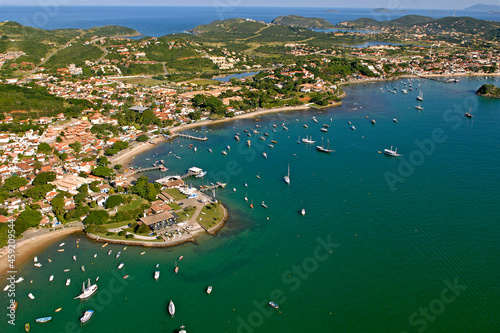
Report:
74,279,98,300
416,91,423,101
284,164,290,185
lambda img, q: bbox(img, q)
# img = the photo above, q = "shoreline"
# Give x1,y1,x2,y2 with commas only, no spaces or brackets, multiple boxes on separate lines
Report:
0,227,83,278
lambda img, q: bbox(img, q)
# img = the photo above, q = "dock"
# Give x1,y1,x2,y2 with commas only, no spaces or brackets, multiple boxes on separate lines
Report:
199,182,226,192
173,133,208,141
124,166,164,177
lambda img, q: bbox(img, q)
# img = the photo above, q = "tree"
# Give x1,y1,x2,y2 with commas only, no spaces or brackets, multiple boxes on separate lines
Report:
97,156,110,167
33,171,56,186
105,195,124,209
83,210,109,225
15,208,42,236
38,142,52,154
50,193,65,218
91,166,113,178
69,141,81,153
135,223,150,234
131,176,160,201
137,134,149,142
3,175,27,191
56,136,63,143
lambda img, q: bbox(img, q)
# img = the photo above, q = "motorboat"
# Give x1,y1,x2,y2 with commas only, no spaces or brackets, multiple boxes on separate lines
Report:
207,286,212,294
154,271,160,280
268,301,279,309
168,300,175,317
35,317,51,323
80,310,94,325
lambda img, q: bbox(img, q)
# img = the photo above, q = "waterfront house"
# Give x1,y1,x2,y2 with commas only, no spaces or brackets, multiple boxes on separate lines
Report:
138,211,177,231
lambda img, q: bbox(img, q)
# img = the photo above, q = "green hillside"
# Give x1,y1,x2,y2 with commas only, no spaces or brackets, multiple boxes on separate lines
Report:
271,15,335,29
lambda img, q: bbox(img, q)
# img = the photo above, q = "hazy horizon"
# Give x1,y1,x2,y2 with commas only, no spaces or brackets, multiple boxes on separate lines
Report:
1,1,499,11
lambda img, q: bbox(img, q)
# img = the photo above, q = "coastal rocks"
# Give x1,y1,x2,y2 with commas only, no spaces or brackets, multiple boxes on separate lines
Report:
476,84,500,98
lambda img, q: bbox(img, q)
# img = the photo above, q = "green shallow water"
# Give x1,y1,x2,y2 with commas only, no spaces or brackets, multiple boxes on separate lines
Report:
2,77,500,333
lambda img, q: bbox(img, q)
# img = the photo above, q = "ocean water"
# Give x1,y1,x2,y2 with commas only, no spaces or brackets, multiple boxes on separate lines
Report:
2,77,500,332
0,6,499,37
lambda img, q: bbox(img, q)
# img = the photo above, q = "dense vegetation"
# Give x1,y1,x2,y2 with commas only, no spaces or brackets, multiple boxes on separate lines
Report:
271,15,335,29
0,84,92,119
476,84,500,98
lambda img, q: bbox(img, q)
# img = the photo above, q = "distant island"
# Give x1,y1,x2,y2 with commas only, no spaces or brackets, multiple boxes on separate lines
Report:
271,15,335,29
326,10,340,13
464,3,500,11
476,84,500,98
373,8,408,13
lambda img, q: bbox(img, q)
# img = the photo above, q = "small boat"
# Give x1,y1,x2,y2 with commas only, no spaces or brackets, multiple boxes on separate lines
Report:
55,308,62,312
66,278,71,286
246,140,251,147
94,254,97,258
64,269,70,272
168,300,175,317
259,136,265,141
320,128,328,132
118,263,124,269
256,173,260,179
323,124,329,128
244,192,248,201
57,249,64,252
140,251,146,255
250,200,254,209
283,126,288,131
233,188,236,192
47,259,51,263
271,140,277,144
34,263,42,268
415,105,423,110
179,256,184,261
34,256,38,263
303,124,308,128
80,310,94,325
301,209,305,216
123,275,129,279
3,285,9,291
15,277,24,284
59,243,65,247
267,144,274,148
263,153,267,158
35,317,51,323
108,250,112,255
49,275,54,282
269,301,279,309
351,125,356,130
226,145,231,151
116,251,121,258
28,293,35,300
193,147,197,152
208,148,213,153
221,151,227,155
371,119,376,125
261,201,268,209
154,271,160,280
465,112,472,118
284,164,290,185
74,279,97,299
384,146,402,157
101,243,108,248
234,135,240,141
81,266,85,272
13,302,17,310
174,261,179,274
73,255,78,261
207,286,212,294
179,325,187,333
312,117,318,123
25,323,29,332
393,118,398,123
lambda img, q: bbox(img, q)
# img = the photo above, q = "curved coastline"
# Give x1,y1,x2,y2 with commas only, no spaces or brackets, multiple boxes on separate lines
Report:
0,227,83,277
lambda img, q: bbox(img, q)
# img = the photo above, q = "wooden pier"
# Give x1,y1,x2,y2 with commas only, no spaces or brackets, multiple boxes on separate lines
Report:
124,166,163,177
199,182,226,192
174,133,208,141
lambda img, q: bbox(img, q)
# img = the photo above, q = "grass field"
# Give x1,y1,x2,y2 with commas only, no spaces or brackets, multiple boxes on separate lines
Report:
164,189,187,201
118,195,145,212
117,77,164,86
197,203,224,230
176,206,197,223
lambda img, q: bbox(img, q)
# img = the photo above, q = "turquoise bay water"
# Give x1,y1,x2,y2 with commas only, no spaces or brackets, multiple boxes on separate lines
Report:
2,77,500,332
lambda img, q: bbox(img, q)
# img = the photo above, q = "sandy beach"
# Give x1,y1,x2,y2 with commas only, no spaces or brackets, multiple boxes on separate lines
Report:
0,228,83,277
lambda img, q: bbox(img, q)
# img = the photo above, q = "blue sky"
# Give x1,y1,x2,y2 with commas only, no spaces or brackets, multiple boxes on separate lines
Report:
1,0,499,10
